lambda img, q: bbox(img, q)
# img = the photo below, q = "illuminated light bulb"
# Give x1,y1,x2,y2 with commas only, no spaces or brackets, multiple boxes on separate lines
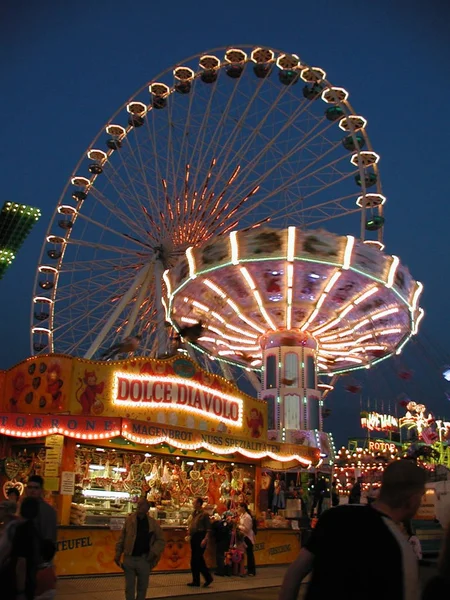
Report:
313,318,342,337
192,300,209,312
386,256,400,289
287,226,296,262
352,319,369,332
335,357,363,364
204,280,227,298
316,294,327,310
342,236,355,270
354,286,378,305
319,333,339,342
33,296,54,304
372,307,399,320
186,247,197,279
211,311,226,323
240,267,256,290
254,290,276,330
411,282,423,312
32,327,51,334
286,304,292,331
287,263,294,288
163,270,172,297
225,323,258,339
161,297,169,319
339,304,355,318
412,308,425,335
377,328,402,336
181,317,199,324
324,271,341,294
226,298,266,334
395,335,411,355
301,308,319,331
230,231,239,265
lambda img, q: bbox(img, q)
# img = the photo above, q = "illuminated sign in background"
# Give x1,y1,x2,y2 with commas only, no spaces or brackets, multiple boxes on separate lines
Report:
361,402,450,444
360,411,398,432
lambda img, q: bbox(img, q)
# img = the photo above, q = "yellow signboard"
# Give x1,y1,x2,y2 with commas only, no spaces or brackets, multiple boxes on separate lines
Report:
70,356,266,439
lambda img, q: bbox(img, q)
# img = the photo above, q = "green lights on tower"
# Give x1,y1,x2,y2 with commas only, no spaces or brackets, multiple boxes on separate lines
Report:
0,201,41,279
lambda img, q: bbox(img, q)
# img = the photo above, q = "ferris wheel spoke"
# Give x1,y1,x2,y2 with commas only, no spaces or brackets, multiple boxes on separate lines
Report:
65,237,143,257
174,78,200,190
57,256,141,275
249,154,355,223
82,188,149,241
98,149,157,230
230,114,338,205
126,122,167,219
55,276,150,338
208,79,296,193
74,211,153,251
188,67,258,195
82,264,151,358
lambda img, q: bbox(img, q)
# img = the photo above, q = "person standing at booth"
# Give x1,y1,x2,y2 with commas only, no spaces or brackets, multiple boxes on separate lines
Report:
115,498,165,600
187,498,213,588
237,502,256,576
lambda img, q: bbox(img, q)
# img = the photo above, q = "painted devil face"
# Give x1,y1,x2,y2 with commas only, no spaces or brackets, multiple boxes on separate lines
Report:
84,371,97,386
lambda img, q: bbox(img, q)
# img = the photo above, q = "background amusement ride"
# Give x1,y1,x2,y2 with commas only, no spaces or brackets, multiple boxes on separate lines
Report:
29,45,423,452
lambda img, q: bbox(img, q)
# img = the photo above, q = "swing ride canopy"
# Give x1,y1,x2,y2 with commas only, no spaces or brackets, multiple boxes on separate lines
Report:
164,226,424,376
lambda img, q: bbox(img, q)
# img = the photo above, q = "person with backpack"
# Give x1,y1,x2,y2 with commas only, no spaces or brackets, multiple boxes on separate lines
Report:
237,503,256,576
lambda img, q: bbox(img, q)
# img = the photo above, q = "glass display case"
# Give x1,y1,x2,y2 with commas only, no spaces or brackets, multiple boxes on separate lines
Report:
72,445,255,526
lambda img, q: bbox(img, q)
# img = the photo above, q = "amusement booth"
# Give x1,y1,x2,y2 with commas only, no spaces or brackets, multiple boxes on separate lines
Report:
0,354,320,576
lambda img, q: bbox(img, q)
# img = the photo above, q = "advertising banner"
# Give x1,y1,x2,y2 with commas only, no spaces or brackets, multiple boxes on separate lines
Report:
55,526,300,576
0,413,121,439
70,356,266,439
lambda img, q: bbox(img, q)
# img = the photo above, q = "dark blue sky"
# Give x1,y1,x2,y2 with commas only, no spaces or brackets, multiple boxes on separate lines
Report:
1,0,449,445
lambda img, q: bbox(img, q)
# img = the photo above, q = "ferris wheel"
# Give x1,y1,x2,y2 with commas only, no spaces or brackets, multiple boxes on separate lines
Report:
31,45,385,361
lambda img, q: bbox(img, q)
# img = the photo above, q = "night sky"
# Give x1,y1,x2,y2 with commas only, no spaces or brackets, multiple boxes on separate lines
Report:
1,0,449,446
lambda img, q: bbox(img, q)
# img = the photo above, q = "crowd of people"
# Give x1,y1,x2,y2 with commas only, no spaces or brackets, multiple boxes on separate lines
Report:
0,475,57,600
3,463,450,600
186,498,257,588
112,496,258,597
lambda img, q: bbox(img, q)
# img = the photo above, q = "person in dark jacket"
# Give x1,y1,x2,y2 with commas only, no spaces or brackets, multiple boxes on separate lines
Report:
187,498,213,588
348,478,362,504
26,476,57,550
211,513,232,576
310,476,327,518
6,497,41,600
